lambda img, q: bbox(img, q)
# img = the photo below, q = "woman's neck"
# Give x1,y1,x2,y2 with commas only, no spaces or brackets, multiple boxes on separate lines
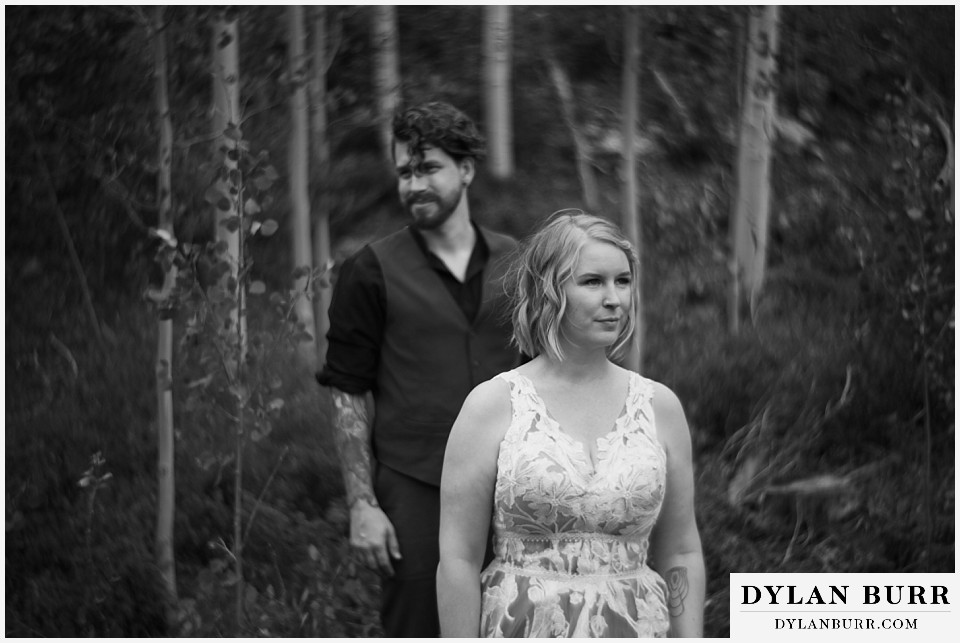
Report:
533,345,616,385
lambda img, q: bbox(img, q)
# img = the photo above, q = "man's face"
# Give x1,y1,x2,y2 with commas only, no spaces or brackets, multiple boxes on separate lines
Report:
394,142,473,230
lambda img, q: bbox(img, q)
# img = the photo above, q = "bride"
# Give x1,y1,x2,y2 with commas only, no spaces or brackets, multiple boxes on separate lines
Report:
437,211,705,637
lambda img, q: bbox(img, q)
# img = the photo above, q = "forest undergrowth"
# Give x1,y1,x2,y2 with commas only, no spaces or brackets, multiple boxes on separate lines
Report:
6,144,953,636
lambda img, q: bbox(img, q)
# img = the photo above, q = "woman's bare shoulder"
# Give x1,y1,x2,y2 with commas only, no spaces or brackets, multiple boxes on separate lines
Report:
450,375,513,444
645,379,691,445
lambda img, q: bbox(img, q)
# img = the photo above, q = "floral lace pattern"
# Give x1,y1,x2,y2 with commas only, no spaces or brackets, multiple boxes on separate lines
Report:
480,371,670,638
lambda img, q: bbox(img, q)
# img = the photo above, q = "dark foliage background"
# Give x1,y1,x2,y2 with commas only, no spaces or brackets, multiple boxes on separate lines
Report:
4,5,954,637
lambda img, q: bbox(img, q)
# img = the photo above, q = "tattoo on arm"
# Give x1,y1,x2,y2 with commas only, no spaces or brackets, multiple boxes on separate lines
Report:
331,390,378,508
665,566,689,617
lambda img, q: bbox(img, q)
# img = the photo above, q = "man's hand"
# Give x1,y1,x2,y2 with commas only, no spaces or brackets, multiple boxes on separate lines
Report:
350,499,402,576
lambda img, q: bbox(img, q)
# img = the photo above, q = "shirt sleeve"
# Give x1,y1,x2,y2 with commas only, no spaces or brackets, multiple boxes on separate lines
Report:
315,245,385,394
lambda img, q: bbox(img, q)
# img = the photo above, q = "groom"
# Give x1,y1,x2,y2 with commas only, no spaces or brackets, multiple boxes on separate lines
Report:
316,101,520,637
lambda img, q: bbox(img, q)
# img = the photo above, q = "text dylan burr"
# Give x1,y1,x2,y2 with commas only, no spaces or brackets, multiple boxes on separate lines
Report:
742,585,949,606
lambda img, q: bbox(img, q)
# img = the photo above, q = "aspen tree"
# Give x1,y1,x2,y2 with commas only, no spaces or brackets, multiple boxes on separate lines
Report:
484,6,514,179
149,4,178,621
211,9,244,354
620,6,642,372
287,5,318,366
729,6,780,333
309,5,333,367
371,6,400,161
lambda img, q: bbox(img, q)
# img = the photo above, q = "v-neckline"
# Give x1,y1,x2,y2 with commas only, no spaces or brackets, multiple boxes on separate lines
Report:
514,371,634,473
409,225,487,325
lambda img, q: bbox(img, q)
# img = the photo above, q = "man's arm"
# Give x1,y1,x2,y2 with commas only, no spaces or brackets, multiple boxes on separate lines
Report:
331,388,401,575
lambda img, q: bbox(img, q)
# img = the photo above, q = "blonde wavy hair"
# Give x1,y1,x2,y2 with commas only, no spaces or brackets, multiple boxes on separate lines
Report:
510,210,640,362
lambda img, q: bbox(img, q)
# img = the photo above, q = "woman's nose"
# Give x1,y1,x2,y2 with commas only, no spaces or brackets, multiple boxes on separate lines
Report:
602,287,620,308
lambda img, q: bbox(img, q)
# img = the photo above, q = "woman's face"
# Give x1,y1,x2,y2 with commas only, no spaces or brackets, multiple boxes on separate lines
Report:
559,239,632,352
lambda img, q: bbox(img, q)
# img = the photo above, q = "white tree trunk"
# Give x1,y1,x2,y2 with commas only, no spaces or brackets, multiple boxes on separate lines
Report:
729,5,779,333
151,4,177,618
620,6,642,373
371,6,400,161
309,5,332,367
288,5,318,367
484,6,513,179
211,11,244,349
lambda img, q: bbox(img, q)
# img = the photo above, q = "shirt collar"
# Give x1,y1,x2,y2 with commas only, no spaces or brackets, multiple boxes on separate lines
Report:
407,222,490,279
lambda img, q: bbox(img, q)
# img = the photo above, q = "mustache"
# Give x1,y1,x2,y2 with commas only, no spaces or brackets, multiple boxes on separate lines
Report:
406,193,438,206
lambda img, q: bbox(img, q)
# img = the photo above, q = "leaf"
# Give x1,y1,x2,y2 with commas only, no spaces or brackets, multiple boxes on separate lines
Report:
267,398,284,412
259,219,279,237
186,373,214,389
308,544,320,561
151,227,178,248
244,584,259,608
253,165,279,191
224,124,243,141
249,280,266,295
245,199,262,216
204,185,227,206
220,216,241,232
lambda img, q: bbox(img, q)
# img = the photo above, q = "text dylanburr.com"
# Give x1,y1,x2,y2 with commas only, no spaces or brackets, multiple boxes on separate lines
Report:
730,573,957,640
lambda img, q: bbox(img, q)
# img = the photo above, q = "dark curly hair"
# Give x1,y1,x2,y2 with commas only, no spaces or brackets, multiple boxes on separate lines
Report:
392,101,486,163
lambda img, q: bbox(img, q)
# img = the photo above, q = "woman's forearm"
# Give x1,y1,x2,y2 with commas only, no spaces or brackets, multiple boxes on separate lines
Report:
660,552,706,638
437,558,483,637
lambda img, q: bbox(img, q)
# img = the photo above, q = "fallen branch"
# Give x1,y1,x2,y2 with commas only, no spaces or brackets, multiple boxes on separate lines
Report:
49,332,78,379
651,65,698,138
544,52,599,210
25,123,104,347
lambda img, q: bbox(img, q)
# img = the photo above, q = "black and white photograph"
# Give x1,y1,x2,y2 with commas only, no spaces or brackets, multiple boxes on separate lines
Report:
4,4,955,638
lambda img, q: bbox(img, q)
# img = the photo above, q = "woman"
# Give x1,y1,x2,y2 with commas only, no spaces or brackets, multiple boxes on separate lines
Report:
438,211,705,637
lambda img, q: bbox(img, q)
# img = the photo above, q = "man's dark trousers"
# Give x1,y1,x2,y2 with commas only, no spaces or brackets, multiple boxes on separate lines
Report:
375,464,441,637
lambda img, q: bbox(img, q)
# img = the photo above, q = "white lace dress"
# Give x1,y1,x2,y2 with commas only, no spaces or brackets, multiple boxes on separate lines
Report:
479,370,670,638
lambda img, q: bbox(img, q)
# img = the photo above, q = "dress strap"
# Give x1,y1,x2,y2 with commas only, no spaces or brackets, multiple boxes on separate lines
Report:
626,373,658,441
494,370,538,443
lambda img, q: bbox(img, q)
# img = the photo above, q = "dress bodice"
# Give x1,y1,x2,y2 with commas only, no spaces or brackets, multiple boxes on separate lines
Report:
480,370,671,637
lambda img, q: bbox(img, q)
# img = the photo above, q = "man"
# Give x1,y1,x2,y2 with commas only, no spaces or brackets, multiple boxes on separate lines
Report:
316,101,520,637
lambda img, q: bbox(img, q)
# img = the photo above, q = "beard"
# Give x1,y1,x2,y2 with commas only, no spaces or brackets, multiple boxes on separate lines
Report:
404,186,463,230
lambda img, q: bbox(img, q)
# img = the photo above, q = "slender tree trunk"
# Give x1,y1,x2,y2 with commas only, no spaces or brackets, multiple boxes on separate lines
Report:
484,6,514,179
288,6,318,368
728,5,780,333
151,4,178,623
309,5,332,367
620,6,642,373
371,6,400,161
211,11,244,351
545,53,599,210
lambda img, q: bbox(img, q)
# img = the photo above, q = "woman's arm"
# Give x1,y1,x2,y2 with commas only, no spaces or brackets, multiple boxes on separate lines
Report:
649,382,706,638
437,378,512,637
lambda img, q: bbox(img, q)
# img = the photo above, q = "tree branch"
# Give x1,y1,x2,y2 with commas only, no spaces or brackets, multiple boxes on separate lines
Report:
25,122,104,347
